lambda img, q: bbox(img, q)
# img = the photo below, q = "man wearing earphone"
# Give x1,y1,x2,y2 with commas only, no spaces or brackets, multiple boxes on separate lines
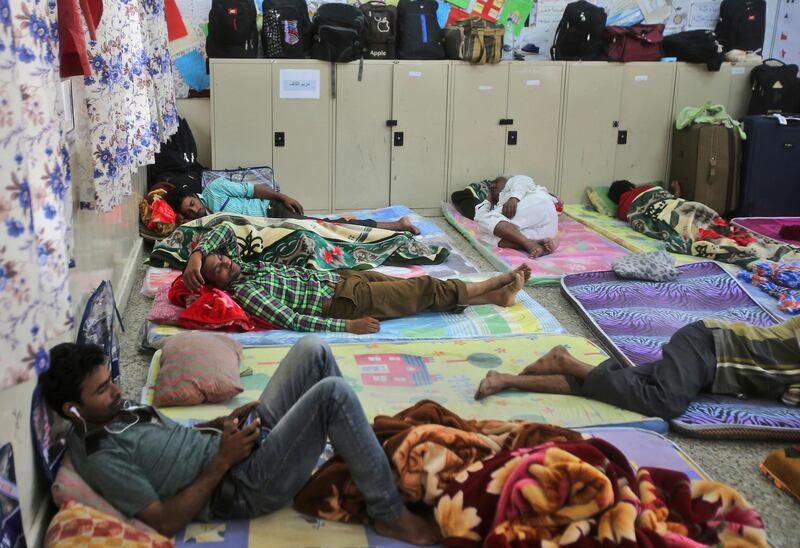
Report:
39,338,441,545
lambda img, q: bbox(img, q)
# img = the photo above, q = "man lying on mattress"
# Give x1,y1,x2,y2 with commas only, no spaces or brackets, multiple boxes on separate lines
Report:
163,178,420,234
609,180,800,268
182,223,530,334
40,338,441,544
474,175,562,258
475,317,800,419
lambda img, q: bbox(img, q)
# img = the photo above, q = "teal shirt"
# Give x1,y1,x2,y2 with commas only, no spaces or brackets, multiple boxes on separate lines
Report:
67,408,220,519
199,177,270,217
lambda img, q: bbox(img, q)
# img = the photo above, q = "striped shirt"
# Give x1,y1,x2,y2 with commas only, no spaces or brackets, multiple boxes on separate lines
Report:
703,316,800,405
197,224,345,332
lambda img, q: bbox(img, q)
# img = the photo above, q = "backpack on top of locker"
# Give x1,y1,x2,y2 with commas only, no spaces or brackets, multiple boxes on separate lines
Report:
261,0,312,58
311,3,365,63
550,0,607,61
397,0,445,60
715,0,766,53
206,0,259,61
361,1,398,59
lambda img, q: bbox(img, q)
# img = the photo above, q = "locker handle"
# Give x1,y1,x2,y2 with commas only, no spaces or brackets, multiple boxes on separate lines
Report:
386,120,398,127
499,118,514,125
274,132,285,147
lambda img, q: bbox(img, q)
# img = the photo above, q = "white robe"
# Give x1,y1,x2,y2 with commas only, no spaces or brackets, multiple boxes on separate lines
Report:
474,175,559,246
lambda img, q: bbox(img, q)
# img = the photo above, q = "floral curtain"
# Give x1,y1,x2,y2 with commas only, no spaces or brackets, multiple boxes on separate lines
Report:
75,0,178,211
0,0,73,388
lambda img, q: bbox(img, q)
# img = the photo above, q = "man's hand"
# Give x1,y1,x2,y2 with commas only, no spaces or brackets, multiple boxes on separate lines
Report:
281,195,304,215
345,317,380,334
184,250,205,292
197,401,261,431
215,418,260,469
502,198,519,219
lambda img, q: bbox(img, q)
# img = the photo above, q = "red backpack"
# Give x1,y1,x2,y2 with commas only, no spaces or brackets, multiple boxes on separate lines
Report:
605,24,664,62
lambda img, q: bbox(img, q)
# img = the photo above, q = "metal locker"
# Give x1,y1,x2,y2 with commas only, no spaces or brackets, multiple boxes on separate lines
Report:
272,61,332,212
447,63,509,195
560,62,624,203
504,62,564,191
726,61,759,120
334,62,394,211
211,60,272,170
614,62,676,183
672,63,732,117
390,61,449,210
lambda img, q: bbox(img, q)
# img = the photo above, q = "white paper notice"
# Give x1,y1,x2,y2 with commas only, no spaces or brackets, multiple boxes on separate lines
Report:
731,66,746,75
634,74,649,81
408,71,422,77
687,1,720,30
526,79,541,86
279,69,321,99
479,85,493,90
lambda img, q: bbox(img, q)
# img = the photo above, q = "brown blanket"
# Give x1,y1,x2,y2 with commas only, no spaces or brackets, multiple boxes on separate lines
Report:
293,400,581,523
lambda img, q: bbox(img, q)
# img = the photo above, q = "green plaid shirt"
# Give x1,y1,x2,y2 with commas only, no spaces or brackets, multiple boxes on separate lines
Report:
197,224,346,332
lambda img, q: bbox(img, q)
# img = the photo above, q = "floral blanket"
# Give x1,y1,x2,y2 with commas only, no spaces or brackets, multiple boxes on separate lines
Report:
738,261,800,315
293,400,581,523
146,213,448,270
627,188,800,268
435,437,767,547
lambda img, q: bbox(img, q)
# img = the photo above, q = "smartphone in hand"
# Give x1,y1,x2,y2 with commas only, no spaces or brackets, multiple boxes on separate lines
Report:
241,409,262,446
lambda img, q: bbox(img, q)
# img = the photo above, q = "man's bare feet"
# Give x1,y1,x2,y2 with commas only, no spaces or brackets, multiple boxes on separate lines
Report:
474,370,508,400
539,237,559,254
523,239,545,258
520,345,593,378
374,508,441,546
488,271,524,307
378,217,421,235
669,180,682,199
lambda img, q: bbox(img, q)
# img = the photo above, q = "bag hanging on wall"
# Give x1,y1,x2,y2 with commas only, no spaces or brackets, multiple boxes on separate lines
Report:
206,0,258,61
715,0,766,53
261,0,312,58
662,30,724,71
604,24,664,62
147,116,204,193
361,1,397,59
311,3,365,63
550,0,607,61
397,0,445,60
748,59,800,115
443,16,504,64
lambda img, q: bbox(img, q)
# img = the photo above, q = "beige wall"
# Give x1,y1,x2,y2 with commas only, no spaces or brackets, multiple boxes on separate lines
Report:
177,98,212,168
0,156,144,546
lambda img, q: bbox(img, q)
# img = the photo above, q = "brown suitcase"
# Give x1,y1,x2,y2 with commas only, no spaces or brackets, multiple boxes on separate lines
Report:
669,124,742,215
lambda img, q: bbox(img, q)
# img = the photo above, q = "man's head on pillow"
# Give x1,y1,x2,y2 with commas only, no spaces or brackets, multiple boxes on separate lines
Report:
608,180,635,204
40,343,122,426
164,185,207,222
489,176,509,204
201,253,241,290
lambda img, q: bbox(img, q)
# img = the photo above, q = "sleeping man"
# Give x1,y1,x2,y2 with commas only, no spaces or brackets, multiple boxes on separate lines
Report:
164,178,419,234
183,223,530,333
475,317,800,419
41,338,441,544
474,175,561,258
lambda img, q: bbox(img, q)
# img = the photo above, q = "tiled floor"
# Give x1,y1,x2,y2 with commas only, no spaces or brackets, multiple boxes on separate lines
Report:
119,217,799,547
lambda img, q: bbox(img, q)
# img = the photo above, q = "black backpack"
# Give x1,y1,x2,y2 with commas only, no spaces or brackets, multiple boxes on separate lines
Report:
550,0,607,61
397,0,445,60
662,30,725,71
311,3,365,63
715,0,766,53
147,116,204,193
206,0,258,61
361,1,397,59
748,59,800,115
261,0,312,58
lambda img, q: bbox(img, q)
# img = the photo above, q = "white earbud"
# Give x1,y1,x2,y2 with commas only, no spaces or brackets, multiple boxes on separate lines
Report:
69,406,87,433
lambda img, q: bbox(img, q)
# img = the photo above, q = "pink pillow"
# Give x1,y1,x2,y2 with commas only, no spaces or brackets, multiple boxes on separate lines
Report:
154,333,243,406
146,284,185,325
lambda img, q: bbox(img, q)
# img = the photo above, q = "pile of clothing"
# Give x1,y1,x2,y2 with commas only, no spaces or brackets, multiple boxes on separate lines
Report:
738,261,800,315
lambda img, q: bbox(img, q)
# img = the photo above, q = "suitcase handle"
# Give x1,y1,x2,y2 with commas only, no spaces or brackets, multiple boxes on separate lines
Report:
761,58,787,67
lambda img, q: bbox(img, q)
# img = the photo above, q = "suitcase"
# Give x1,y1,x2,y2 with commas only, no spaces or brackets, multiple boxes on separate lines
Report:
669,124,742,216
738,115,800,217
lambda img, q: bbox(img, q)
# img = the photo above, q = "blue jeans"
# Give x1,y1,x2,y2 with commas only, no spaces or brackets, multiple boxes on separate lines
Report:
226,336,404,522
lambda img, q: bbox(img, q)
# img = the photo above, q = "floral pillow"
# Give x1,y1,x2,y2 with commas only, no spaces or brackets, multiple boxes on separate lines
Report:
586,186,617,217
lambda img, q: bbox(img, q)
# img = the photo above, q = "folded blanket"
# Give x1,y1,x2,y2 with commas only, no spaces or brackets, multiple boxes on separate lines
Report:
146,213,448,271
738,261,800,315
612,251,679,282
293,400,581,523
436,437,768,547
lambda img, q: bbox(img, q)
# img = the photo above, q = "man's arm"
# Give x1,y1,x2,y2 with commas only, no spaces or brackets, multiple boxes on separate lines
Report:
252,185,304,214
184,224,241,291
136,419,260,536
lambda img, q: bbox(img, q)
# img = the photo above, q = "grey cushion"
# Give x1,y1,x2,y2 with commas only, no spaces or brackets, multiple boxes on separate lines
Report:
612,251,680,282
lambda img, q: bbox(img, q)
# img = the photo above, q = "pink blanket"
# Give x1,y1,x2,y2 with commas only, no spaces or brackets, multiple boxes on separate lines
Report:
732,217,800,246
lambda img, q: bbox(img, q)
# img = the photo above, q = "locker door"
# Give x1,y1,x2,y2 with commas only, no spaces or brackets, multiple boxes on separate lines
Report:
672,63,732,116
614,63,676,183
390,61,449,210
505,62,564,190
211,60,272,170
334,62,393,210
448,63,509,195
560,62,624,203
272,61,332,212
727,61,759,120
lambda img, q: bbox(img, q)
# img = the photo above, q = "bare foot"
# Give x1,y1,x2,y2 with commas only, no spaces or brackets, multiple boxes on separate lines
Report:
374,508,441,546
669,180,682,199
523,239,545,258
514,263,532,282
474,370,508,400
489,271,524,307
396,216,421,235
539,237,559,254
520,345,594,378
